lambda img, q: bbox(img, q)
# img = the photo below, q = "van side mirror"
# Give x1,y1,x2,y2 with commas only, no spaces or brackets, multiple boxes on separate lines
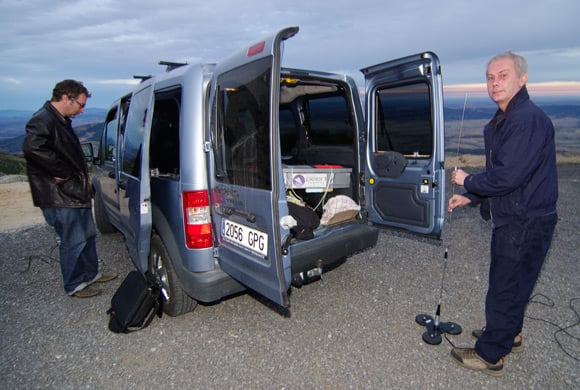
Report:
81,142,96,164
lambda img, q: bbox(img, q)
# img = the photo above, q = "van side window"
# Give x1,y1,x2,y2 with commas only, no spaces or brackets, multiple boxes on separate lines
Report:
102,106,118,163
215,57,271,190
279,105,297,157
150,88,181,177
122,87,151,177
375,82,433,158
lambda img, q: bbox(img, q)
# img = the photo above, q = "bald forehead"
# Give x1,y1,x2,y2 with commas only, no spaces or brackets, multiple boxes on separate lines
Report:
487,58,516,76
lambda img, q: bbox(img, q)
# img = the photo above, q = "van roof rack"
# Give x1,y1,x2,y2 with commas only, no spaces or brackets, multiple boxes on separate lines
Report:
133,75,152,82
159,61,188,72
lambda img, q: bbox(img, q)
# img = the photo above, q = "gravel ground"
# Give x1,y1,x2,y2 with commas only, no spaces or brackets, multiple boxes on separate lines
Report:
1,166,578,389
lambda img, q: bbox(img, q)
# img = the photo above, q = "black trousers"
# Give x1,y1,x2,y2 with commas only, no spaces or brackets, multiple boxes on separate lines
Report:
475,212,557,364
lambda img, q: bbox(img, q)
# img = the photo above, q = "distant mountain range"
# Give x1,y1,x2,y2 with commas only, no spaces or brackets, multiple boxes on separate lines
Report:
0,107,107,138
0,108,107,155
443,96,580,155
1,98,578,156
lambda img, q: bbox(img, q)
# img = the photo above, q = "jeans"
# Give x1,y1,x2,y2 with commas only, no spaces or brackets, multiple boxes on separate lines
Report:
42,207,99,295
475,212,558,363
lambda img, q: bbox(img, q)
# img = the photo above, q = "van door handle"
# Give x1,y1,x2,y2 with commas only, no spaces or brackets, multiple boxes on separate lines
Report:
223,207,256,223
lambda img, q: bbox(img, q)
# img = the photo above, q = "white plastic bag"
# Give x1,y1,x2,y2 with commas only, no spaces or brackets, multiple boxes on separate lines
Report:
320,195,360,225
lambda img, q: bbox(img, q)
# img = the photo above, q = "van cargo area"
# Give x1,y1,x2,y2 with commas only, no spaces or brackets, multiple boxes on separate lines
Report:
277,74,360,216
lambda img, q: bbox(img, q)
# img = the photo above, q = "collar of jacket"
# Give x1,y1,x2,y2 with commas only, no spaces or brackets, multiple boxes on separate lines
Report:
489,85,530,127
43,100,72,127
504,85,530,114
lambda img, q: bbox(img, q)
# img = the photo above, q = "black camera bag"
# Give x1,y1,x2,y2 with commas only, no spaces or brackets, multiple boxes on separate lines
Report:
107,271,162,333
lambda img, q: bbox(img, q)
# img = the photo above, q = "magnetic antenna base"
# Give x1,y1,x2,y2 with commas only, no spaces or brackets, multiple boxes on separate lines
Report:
415,313,462,346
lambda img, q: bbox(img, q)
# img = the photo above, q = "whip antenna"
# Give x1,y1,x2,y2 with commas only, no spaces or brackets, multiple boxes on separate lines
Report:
449,93,468,216
415,93,468,345
455,93,468,170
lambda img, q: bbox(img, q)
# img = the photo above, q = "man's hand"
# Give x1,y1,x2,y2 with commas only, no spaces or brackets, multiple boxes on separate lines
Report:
53,176,68,183
448,194,471,213
451,168,469,186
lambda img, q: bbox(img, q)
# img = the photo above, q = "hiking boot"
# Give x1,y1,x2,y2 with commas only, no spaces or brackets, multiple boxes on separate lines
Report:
71,285,101,298
96,272,118,283
472,328,523,353
450,347,505,377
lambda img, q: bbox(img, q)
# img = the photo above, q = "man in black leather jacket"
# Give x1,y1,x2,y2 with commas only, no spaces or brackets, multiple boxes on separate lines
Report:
23,80,117,298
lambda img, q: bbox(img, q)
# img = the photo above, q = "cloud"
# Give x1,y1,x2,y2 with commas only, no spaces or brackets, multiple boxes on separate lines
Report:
0,77,22,85
1,0,579,109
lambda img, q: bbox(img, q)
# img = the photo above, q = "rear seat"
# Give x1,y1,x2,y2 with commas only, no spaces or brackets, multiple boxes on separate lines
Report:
298,145,354,168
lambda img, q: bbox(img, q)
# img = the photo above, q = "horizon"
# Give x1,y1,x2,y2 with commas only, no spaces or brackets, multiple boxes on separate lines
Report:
445,81,580,99
1,93,578,157
1,81,579,112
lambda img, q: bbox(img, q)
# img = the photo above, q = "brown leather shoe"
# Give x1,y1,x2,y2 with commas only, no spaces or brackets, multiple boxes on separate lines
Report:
450,347,505,377
96,273,119,283
72,286,101,298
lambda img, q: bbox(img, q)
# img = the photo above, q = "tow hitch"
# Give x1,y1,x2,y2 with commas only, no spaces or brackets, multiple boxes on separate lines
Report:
291,267,322,287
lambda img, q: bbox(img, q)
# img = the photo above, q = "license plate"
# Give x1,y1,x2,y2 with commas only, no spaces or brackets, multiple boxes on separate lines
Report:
221,218,268,257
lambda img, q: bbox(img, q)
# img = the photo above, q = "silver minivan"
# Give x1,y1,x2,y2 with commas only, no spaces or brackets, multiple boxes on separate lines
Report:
91,26,446,317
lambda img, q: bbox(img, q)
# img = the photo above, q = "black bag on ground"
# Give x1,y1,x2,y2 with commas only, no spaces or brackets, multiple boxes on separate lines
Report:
107,271,162,333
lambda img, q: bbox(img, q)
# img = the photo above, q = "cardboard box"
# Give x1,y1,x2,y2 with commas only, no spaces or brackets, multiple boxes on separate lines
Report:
323,209,358,225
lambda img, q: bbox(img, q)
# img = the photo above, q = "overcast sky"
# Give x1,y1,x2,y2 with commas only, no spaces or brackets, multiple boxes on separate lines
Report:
1,0,579,110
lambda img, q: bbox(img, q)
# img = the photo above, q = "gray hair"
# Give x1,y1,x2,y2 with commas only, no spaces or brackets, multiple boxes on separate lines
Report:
488,51,528,77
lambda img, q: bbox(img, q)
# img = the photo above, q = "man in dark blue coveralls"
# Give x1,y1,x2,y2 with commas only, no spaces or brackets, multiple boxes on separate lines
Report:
447,51,558,376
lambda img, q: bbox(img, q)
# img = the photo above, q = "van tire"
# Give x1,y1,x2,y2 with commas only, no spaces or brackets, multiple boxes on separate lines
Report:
93,191,116,234
149,234,197,316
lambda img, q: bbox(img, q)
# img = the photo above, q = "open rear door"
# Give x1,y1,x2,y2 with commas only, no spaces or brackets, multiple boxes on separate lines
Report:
118,85,153,271
209,27,299,309
362,52,445,237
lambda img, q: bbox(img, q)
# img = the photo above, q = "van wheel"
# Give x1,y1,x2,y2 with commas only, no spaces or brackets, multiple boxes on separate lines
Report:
93,191,116,234
149,234,197,316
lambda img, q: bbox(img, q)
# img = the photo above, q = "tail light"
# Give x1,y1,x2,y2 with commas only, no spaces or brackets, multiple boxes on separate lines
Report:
182,190,213,249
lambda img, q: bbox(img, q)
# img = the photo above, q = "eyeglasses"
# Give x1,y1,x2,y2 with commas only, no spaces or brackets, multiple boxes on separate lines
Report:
70,97,86,109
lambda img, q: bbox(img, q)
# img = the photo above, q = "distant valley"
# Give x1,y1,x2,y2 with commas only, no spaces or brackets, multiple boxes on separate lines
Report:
444,96,580,156
1,98,578,157
0,108,107,155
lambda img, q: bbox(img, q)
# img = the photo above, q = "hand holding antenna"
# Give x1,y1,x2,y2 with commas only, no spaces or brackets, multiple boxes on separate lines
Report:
451,168,468,187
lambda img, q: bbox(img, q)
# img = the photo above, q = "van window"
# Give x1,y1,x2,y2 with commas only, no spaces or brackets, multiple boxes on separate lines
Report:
102,106,118,163
375,82,433,158
122,87,151,177
150,88,181,177
215,57,271,190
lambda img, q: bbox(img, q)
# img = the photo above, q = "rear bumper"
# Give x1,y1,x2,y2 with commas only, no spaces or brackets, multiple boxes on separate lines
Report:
179,223,378,303
289,223,378,276
179,267,246,304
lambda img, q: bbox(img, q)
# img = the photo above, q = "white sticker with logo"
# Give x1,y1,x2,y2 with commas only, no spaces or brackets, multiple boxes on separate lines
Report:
291,173,329,188
140,202,149,214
